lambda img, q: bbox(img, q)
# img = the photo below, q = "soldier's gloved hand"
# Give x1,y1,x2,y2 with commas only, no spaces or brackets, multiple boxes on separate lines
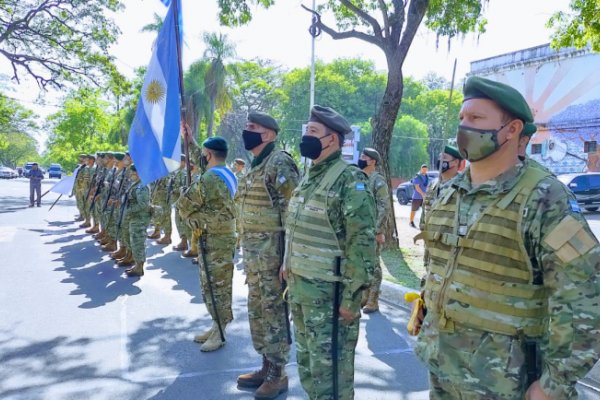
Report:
278,264,287,283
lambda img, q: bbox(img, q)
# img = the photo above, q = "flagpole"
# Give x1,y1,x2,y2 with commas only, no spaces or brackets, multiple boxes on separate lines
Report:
172,0,192,186
48,194,63,211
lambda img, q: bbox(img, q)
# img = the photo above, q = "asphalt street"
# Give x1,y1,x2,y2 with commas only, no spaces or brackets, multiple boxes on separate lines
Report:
0,178,429,400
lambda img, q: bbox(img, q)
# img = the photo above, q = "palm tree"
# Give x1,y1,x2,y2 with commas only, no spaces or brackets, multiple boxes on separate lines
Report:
183,60,210,140
202,32,236,137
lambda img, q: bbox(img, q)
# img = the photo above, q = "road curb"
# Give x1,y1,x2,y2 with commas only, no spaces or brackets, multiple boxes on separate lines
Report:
380,280,418,310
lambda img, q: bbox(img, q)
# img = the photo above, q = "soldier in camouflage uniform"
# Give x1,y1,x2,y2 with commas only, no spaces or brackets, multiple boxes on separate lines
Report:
91,153,110,242
357,147,391,314
177,135,238,352
99,152,118,251
416,76,600,399
89,153,107,237
122,164,151,277
115,153,136,267
235,112,300,399
232,158,246,180
105,152,129,259
73,153,88,223
147,174,174,244
172,155,191,252
283,105,376,400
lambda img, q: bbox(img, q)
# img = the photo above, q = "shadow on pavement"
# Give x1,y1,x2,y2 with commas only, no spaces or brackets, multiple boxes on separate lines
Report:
0,195,31,214
52,240,142,309
148,250,203,304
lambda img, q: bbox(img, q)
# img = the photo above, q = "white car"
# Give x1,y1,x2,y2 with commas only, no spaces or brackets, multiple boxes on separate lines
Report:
0,167,18,179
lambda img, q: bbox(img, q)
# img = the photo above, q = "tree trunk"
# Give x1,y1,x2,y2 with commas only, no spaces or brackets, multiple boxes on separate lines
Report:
371,53,404,250
207,101,216,137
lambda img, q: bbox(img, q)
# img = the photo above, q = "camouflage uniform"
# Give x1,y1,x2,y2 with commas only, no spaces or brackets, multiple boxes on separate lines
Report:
177,165,237,327
124,179,151,263
74,163,89,219
91,164,106,226
151,175,173,235
362,171,391,307
101,167,119,239
286,150,376,400
107,167,128,241
172,167,190,242
417,160,600,399
238,143,299,367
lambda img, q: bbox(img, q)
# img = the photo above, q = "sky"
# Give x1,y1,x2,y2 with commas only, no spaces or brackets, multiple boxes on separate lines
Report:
1,0,573,150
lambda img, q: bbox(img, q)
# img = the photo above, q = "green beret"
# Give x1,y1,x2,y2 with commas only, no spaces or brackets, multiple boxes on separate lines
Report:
180,154,186,161
203,136,228,152
97,152,105,158
113,152,125,161
309,105,352,135
248,111,279,133
444,145,463,160
105,152,115,158
79,153,87,158
129,164,137,172
87,154,96,160
125,151,130,157
362,147,381,163
463,76,537,136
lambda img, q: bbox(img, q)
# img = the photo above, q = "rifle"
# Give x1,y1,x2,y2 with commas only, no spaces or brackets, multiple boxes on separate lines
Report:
85,166,98,201
89,168,107,212
332,256,342,400
199,232,225,343
165,174,175,210
115,189,129,239
279,228,292,345
109,168,128,223
102,167,117,212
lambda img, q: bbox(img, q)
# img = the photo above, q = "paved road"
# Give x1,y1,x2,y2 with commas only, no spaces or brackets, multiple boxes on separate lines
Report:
0,178,429,400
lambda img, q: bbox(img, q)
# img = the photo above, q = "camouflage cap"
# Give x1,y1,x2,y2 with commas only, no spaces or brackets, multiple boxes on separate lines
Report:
463,76,537,136
113,152,125,161
444,145,463,160
362,147,381,163
248,111,279,133
309,105,352,136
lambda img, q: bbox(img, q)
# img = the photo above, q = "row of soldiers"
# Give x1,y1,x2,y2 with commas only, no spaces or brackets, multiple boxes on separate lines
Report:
73,152,151,277
70,105,391,400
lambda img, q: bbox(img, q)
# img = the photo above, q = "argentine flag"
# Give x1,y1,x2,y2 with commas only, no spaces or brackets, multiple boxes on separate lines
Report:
128,2,181,185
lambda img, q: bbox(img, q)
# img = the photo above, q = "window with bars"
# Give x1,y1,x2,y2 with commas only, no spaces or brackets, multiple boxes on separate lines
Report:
584,141,597,153
531,144,542,154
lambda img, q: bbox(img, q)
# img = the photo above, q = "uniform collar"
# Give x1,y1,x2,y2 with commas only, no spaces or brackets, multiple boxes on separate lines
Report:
308,150,342,178
251,142,275,168
453,161,526,195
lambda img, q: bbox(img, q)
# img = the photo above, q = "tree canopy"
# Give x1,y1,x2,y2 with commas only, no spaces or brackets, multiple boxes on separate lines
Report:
548,0,600,51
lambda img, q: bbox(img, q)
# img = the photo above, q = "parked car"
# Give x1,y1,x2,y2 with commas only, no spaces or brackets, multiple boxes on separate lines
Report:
395,171,440,205
48,163,62,179
558,172,600,212
23,162,35,177
0,166,18,179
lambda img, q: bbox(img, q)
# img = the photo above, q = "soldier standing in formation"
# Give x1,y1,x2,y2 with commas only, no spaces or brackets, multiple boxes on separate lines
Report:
283,105,376,400
172,155,191,252
177,135,238,352
91,153,109,240
235,112,299,399
232,158,246,180
108,152,132,263
416,76,600,399
358,147,391,314
73,153,89,223
121,164,151,277
84,153,101,235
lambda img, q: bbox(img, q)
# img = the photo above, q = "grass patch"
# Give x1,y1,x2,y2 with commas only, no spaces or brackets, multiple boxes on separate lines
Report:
381,247,425,289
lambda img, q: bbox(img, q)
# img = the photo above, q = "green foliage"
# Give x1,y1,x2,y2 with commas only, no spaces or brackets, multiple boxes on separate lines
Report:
45,88,123,171
0,0,123,89
426,0,488,47
0,94,39,167
217,0,276,26
389,115,428,178
548,0,600,52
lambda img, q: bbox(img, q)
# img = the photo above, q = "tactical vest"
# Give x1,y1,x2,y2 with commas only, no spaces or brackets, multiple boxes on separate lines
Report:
286,159,347,282
422,165,551,337
239,150,285,233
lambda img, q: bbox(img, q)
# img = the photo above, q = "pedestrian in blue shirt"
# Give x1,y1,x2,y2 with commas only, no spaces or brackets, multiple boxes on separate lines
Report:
28,163,44,207
409,164,428,228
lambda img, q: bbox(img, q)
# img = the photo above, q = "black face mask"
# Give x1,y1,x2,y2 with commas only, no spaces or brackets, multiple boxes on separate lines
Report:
242,130,263,150
436,160,451,173
200,154,209,170
358,159,368,170
299,134,331,160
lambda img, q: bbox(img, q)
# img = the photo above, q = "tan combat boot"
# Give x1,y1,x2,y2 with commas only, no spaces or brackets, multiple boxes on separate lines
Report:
193,323,216,343
93,228,104,240
200,323,226,352
173,237,188,251
125,261,144,277
118,250,135,267
363,290,380,314
147,226,160,239
361,289,369,308
85,223,98,234
237,355,270,388
111,244,127,259
254,364,288,400
156,234,172,245
79,219,91,228
102,239,117,252
183,237,198,258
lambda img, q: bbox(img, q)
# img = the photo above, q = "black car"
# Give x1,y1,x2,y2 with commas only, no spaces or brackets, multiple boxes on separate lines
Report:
558,172,600,212
395,171,439,205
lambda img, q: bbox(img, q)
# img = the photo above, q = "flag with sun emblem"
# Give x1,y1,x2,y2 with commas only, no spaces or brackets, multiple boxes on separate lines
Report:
128,2,181,185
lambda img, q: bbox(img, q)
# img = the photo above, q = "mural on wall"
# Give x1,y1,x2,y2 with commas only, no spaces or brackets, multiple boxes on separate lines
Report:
474,46,600,174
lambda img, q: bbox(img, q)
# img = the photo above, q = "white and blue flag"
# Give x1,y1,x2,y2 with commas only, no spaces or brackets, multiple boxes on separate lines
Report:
128,3,181,185
160,0,171,7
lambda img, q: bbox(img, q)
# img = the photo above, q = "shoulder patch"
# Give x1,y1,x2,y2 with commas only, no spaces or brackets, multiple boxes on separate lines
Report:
543,215,597,263
355,183,365,191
